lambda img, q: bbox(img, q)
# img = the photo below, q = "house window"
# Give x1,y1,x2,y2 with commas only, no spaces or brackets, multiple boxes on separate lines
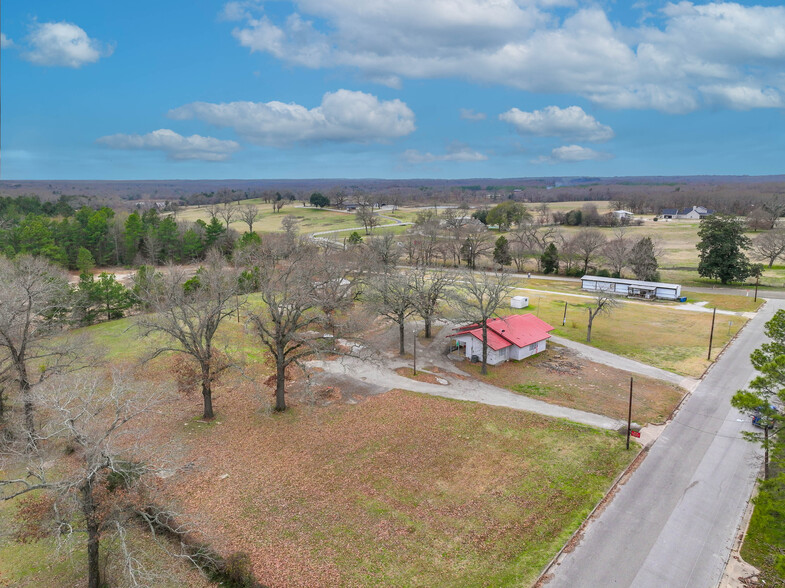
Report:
529,343,537,352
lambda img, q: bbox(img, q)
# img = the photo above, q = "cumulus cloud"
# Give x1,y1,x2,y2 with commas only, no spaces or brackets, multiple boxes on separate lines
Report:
223,1,785,113
168,89,416,146
23,21,113,68
460,108,486,121
1,33,14,48
97,129,240,161
534,144,613,164
402,142,488,164
500,105,614,141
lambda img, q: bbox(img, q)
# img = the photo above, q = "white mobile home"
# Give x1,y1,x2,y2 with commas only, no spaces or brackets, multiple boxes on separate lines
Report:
581,275,682,301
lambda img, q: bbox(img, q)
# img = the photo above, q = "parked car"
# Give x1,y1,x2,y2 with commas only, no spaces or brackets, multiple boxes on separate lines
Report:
752,405,779,429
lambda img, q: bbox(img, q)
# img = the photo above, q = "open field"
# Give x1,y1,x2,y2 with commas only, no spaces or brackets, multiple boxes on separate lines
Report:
164,388,634,587
462,345,685,424
174,202,421,235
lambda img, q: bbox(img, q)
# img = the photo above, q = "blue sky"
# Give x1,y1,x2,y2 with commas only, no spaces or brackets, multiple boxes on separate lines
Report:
3,0,785,180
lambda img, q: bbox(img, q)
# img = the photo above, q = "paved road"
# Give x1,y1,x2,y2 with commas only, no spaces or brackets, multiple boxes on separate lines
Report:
685,285,785,300
544,299,782,588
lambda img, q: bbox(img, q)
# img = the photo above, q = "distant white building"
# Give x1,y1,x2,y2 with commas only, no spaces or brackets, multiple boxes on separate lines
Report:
612,210,634,220
581,275,682,301
660,206,714,220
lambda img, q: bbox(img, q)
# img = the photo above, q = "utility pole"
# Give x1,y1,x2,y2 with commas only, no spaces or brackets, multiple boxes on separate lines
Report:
562,301,568,326
626,376,633,451
413,329,417,376
707,307,717,360
754,273,760,302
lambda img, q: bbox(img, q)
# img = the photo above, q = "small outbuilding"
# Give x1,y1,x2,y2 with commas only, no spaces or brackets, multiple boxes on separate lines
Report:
581,275,681,300
510,295,529,308
452,314,554,366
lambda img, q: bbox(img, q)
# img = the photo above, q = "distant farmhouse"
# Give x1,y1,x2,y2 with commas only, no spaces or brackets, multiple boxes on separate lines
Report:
581,275,682,301
660,205,714,220
612,210,634,221
452,314,554,366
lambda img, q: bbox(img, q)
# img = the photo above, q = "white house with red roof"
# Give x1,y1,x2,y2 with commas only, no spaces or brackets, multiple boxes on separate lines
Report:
452,314,555,366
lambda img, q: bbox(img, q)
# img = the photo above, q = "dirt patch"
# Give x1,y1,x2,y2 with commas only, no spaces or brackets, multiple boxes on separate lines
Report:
394,367,446,385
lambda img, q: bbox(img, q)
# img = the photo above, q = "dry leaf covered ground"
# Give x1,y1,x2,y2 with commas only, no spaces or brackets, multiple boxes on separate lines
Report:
162,384,633,587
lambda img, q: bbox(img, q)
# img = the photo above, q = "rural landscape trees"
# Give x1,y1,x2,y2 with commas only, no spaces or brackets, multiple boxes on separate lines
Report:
0,371,165,588
135,252,239,419
697,214,753,284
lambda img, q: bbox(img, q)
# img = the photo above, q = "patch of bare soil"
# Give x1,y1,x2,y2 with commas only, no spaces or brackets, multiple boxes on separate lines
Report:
393,367,445,385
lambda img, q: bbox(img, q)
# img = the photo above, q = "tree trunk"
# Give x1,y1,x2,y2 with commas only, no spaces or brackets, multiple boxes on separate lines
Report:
0,386,5,419
82,479,102,588
424,316,432,339
275,353,287,412
764,425,769,480
481,322,488,375
21,379,36,445
201,364,214,420
399,321,406,355
586,310,594,343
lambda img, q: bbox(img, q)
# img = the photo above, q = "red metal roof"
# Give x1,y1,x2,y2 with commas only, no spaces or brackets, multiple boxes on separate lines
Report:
454,314,554,350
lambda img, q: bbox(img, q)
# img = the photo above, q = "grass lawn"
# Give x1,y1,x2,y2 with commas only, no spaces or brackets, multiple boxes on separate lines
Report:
682,291,764,313
164,389,634,587
461,345,684,424
174,202,421,236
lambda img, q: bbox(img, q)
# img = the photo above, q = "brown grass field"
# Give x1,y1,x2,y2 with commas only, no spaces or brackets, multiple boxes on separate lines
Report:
163,386,633,587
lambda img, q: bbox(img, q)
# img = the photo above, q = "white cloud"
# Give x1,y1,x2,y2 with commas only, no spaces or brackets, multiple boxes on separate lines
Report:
223,1,785,113
460,108,486,121
169,90,416,146
499,105,614,141
97,129,240,161
699,84,783,110
403,142,488,164
534,144,613,164
1,33,14,48
23,21,112,68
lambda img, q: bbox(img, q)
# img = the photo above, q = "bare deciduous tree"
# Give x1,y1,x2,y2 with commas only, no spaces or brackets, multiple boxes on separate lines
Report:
366,233,401,269
239,204,260,233
135,251,239,419
410,266,456,338
460,224,493,269
245,243,335,412
0,255,71,438
451,271,512,375
603,228,631,277
217,201,239,228
572,229,607,275
0,370,167,588
367,271,416,355
586,289,620,343
753,229,785,268
356,205,379,235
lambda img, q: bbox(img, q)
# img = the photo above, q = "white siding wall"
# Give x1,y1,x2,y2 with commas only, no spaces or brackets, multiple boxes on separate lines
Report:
454,336,549,364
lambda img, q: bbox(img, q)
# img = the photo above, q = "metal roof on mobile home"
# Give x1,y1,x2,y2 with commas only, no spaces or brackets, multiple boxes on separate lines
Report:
580,275,681,290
